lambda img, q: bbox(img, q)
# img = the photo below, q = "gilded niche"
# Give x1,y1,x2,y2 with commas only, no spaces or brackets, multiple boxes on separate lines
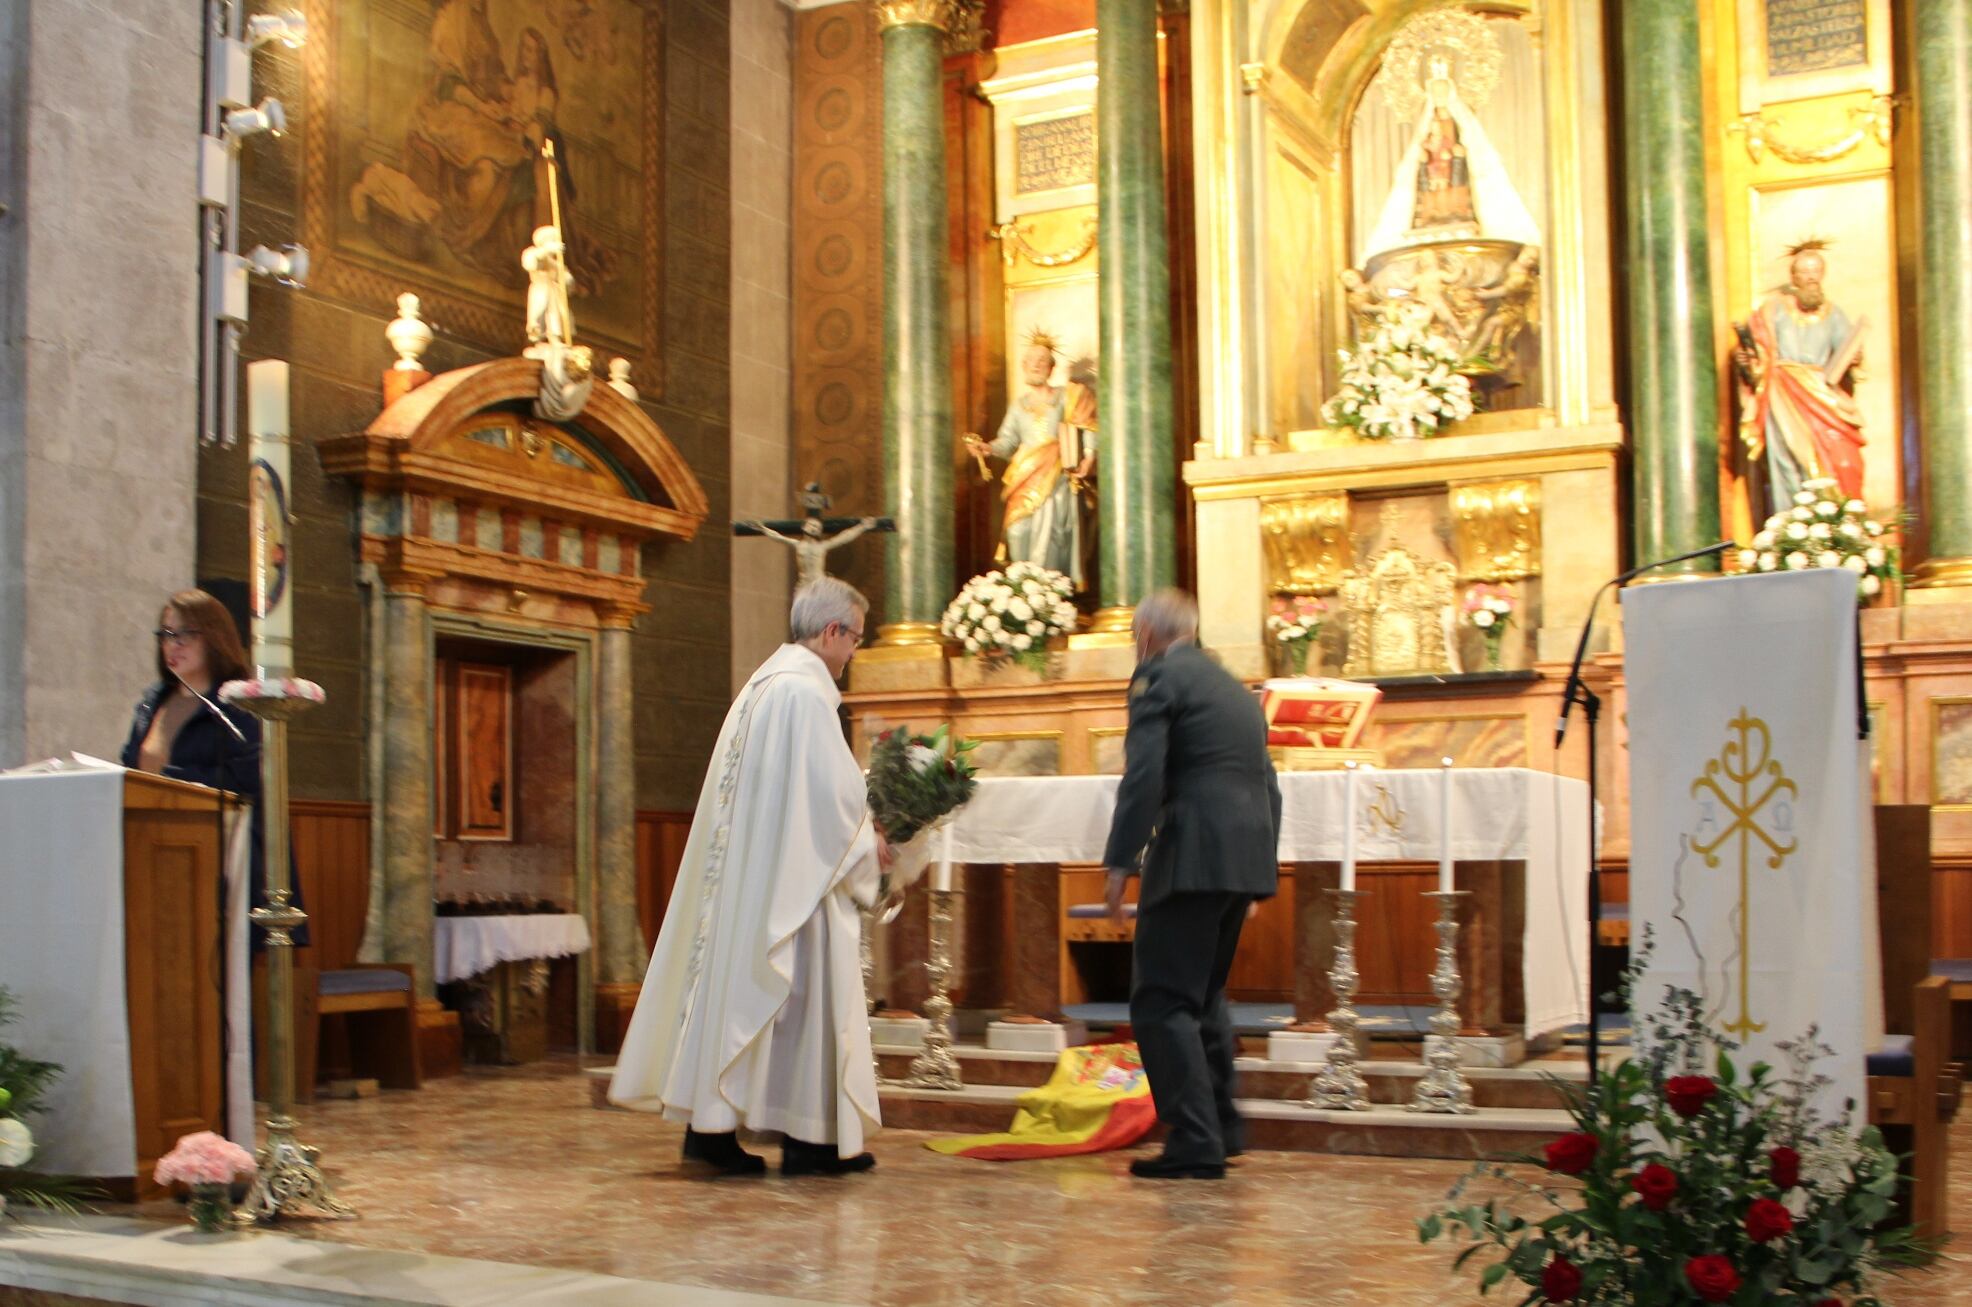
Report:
1449,478,1542,583
1341,543,1457,677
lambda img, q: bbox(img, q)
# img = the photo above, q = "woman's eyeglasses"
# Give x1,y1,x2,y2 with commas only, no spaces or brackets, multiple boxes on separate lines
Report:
153,627,203,646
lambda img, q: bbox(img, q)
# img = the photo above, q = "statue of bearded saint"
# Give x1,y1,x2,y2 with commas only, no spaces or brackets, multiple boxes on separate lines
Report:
964,332,1097,588
1733,241,1868,513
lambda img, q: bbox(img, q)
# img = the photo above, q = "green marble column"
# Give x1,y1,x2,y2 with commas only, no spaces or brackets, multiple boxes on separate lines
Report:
876,1,955,642
379,584,435,998
593,623,642,986
1912,0,1972,589
1095,0,1177,623
1620,0,1721,573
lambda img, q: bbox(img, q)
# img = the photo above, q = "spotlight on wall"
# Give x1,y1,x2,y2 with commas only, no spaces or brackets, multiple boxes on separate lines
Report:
223,98,286,143
246,10,309,50
246,243,310,288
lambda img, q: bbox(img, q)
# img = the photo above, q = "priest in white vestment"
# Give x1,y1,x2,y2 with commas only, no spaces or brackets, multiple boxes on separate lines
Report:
609,578,891,1176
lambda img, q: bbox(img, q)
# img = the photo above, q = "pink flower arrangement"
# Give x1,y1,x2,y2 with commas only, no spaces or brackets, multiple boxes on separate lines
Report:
1461,584,1515,630
154,1131,256,1188
218,677,326,705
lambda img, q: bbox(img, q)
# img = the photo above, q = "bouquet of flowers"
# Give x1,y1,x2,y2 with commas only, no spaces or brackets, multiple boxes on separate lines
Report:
866,725,979,899
0,986,90,1219
1739,480,1897,600
1463,584,1515,671
1422,950,1932,1304
939,562,1079,671
1322,301,1477,441
155,1130,258,1233
1266,595,1328,676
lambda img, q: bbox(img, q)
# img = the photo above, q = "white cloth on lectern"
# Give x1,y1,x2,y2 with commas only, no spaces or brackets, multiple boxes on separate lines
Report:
608,643,881,1155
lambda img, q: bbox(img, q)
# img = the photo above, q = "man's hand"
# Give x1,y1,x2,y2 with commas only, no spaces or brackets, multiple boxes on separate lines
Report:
877,831,897,870
1104,869,1130,924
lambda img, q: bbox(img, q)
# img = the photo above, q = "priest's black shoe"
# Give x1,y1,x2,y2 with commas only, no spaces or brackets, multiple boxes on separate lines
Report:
781,1138,877,1177
1129,1154,1225,1180
681,1129,765,1176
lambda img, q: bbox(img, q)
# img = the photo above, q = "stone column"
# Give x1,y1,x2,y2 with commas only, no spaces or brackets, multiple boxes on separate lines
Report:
874,0,955,643
1911,0,1972,591
1094,0,1178,629
1619,0,1720,573
593,620,642,986
378,583,435,998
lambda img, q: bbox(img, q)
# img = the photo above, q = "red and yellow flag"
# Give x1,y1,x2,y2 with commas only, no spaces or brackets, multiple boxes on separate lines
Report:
926,1042,1156,1161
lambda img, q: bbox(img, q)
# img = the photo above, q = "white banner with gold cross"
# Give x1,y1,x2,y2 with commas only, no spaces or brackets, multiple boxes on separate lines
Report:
1623,569,1880,1116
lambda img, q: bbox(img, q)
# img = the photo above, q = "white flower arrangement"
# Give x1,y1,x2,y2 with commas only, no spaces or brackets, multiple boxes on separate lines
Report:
1463,584,1516,671
1322,301,1477,442
939,561,1078,670
1737,479,1897,600
1266,595,1328,675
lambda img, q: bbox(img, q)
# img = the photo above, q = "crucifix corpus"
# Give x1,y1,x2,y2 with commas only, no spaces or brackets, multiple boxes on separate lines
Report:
734,482,896,587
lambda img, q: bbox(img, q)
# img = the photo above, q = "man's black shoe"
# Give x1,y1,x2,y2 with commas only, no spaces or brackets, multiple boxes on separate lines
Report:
1129,1154,1226,1180
681,1128,766,1176
781,1137,877,1176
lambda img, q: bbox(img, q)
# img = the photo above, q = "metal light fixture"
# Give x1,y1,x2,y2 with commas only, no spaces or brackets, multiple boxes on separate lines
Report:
246,10,308,49
246,243,310,288
223,98,286,143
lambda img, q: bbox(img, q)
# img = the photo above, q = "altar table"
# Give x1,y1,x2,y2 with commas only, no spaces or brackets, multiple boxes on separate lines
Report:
433,913,591,986
942,768,1592,1038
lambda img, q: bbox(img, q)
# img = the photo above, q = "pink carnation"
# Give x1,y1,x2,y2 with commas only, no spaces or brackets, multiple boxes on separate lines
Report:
153,1131,256,1187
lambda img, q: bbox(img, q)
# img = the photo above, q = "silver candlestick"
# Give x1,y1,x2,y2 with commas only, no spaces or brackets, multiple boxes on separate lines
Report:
1410,890,1476,1114
904,887,963,1090
1307,888,1372,1111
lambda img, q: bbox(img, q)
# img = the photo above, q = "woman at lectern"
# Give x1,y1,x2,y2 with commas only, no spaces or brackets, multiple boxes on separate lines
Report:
118,589,306,947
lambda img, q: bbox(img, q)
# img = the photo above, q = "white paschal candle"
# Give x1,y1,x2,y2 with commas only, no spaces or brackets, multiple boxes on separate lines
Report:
246,359,293,677
1439,757,1455,893
1341,762,1358,891
929,820,954,892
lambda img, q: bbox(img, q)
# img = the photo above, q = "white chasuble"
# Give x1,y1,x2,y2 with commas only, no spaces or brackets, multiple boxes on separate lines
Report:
609,644,882,1153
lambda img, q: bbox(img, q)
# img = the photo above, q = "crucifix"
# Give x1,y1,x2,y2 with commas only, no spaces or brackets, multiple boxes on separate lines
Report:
734,482,896,587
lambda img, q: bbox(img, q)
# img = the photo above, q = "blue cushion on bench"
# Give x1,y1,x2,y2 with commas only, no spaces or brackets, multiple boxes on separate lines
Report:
320,968,412,997
1601,902,1630,921
1066,903,1138,920
1866,1034,1915,1078
1931,958,1972,984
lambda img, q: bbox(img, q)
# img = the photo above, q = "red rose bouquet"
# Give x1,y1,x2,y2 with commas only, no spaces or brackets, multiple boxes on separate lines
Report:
1421,948,1933,1303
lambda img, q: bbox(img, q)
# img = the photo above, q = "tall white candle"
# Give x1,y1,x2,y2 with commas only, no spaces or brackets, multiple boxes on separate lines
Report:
1340,762,1358,891
1439,756,1455,893
929,821,955,893
246,359,293,678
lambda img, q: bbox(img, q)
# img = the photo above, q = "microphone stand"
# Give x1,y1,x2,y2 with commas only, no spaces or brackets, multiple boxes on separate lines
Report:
177,674,248,743
1555,540,1732,1095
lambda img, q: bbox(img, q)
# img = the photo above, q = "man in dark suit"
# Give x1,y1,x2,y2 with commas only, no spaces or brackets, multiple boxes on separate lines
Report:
1103,590,1282,1179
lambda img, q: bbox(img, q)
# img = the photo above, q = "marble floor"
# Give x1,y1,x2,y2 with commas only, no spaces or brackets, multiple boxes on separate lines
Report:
69,1060,1972,1305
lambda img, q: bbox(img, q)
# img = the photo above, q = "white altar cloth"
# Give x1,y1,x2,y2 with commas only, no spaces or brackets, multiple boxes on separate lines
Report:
945,768,1593,1037
434,914,592,986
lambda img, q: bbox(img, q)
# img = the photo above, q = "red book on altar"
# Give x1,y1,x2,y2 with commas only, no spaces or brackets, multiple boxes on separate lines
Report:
1259,678,1383,768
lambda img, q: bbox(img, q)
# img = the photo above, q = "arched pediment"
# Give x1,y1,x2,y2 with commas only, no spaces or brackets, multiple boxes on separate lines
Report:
323,358,709,542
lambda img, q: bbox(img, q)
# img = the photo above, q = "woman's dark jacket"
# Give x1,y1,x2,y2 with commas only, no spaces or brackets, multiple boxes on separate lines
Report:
119,681,308,948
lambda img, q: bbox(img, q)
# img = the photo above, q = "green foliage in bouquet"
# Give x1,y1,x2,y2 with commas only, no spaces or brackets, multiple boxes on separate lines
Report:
1420,946,1933,1305
0,986,98,1217
866,724,979,845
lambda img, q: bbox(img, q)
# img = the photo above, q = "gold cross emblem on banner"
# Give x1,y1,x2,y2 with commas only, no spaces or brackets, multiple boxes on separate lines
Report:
1689,710,1798,1037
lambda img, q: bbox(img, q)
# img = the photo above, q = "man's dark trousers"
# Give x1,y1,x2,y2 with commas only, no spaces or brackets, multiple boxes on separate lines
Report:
1131,890,1251,1165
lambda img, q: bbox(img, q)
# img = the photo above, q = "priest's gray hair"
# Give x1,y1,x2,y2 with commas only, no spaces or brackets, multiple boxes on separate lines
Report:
790,576,869,639
1134,588,1199,644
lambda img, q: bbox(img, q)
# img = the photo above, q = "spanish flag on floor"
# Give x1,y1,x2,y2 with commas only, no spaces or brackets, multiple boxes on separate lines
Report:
925,1042,1157,1161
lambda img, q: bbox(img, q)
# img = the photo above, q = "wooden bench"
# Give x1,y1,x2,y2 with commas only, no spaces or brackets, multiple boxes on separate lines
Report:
1865,975,1962,1239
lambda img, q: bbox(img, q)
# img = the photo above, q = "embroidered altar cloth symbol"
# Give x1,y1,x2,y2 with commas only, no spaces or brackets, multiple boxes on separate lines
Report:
1689,709,1798,1037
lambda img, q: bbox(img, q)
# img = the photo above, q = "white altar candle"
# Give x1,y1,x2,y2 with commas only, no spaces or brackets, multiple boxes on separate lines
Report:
246,359,293,677
1340,762,1358,892
929,821,954,893
1438,757,1455,893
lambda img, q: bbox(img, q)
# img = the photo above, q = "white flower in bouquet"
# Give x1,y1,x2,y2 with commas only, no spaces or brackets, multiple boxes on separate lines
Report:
1791,506,1813,522
1785,552,1808,570
906,743,943,773
1816,550,1841,569
1758,552,1778,571
1753,529,1776,550
1736,548,1759,570
1816,500,1839,518
0,1118,35,1168
1845,499,1866,514
1866,546,1887,567
1794,490,1817,507
1472,610,1496,629
1866,520,1885,537
982,614,1001,632
964,636,980,653
1012,633,1032,651
968,602,985,620
1843,554,1867,573
1009,597,1033,622
1839,521,1863,540
1786,521,1809,541
1863,574,1883,596
1026,620,1043,636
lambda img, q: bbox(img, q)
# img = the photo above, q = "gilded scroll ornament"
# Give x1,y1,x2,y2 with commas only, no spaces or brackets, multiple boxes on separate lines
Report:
989,217,1098,269
944,0,987,53
1261,493,1350,596
1450,479,1542,583
874,0,951,32
1340,543,1457,677
1372,8,1503,120
1729,96,1895,165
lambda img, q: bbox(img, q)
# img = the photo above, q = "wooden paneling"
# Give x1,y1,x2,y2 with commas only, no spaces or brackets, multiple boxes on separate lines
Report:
635,810,693,949
1935,857,1972,961
1226,875,1296,1003
1350,865,1438,1007
291,799,372,972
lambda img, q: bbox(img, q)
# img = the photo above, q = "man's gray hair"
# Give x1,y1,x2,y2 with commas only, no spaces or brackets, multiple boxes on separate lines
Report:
1133,588,1199,644
790,576,869,639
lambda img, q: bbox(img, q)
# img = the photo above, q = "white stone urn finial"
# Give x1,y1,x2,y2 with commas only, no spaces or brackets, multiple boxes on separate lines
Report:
606,357,638,402
386,293,433,371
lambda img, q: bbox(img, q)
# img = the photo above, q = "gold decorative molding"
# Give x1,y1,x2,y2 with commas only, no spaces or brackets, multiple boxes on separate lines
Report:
1340,541,1457,677
944,0,987,53
1728,96,1896,165
874,0,951,33
1239,62,1268,96
1449,478,1542,583
989,216,1098,269
1261,492,1350,595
